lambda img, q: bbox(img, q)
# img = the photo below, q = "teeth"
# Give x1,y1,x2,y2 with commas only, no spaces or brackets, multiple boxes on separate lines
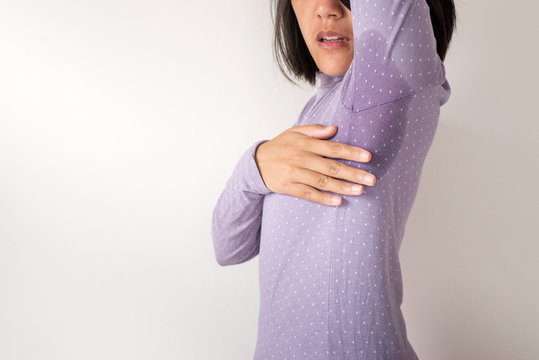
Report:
321,36,349,42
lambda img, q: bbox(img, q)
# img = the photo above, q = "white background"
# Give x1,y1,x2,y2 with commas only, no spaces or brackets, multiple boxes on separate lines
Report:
1,0,538,359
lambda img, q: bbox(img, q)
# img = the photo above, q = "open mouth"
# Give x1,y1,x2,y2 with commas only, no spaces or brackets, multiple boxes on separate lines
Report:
319,36,350,43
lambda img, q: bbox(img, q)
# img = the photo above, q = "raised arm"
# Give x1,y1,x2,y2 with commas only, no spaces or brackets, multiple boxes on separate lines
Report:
211,139,272,266
341,0,446,112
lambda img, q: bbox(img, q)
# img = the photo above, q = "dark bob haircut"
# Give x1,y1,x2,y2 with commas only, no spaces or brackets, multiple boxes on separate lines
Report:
271,0,457,87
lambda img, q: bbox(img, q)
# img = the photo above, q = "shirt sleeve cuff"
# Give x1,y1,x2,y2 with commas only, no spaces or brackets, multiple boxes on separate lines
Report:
244,139,272,195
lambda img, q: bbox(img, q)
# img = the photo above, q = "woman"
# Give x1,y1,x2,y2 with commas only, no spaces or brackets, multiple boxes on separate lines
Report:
212,0,456,359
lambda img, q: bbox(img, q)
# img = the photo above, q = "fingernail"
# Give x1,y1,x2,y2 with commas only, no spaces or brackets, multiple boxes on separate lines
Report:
359,152,370,161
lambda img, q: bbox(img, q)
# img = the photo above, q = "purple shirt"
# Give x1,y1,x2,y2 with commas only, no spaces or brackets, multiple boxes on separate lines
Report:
212,0,451,359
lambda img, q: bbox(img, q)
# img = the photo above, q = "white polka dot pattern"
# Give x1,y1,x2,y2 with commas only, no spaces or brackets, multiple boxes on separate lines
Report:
212,139,271,266
212,0,451,359
341,0,447,112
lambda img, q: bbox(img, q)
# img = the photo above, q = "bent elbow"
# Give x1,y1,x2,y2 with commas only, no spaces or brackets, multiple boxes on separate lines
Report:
212,227,261,267
215,254,233,267
213,243,260,267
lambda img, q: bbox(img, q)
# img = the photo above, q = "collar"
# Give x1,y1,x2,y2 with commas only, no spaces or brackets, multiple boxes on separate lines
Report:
318,70,344,88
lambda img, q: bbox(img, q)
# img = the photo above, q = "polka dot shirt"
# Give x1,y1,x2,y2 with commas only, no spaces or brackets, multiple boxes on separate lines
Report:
212,0,451,359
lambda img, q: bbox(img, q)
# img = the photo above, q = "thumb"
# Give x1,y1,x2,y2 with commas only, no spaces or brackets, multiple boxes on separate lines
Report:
294,124,337,139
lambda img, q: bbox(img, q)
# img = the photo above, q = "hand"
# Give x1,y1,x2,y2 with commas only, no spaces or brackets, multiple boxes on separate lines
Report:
254,124,376,206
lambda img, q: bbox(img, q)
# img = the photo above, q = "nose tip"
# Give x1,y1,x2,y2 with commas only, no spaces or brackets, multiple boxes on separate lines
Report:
316,0,346,18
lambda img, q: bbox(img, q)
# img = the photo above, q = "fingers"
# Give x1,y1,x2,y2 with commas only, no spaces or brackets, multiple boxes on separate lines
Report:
268,124,376,207
299,154,376,187
290,124,371,162
290,124,337,140
306,137,372,163
292,165,367,197
286,182,344,207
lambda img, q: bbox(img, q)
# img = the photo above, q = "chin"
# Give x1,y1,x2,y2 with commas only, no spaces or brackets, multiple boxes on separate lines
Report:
317,57,352,77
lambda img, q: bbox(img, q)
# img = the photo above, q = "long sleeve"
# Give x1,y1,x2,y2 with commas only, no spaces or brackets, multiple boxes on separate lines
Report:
212,139,272,266
247,1,450,356
341,0,447,112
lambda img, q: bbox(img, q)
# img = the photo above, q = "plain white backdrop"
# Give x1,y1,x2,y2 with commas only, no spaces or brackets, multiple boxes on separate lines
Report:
0,0,537,359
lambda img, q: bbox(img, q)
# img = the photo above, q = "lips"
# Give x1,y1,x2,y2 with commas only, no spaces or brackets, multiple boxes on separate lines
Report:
316,30,350,41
